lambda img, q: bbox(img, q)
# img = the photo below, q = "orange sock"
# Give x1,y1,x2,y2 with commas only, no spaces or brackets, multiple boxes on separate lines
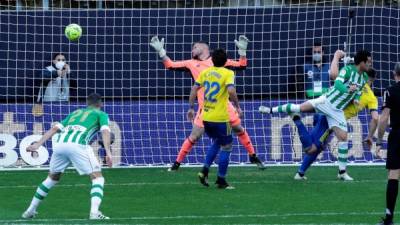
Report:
176,138,196,163
237,130,255,155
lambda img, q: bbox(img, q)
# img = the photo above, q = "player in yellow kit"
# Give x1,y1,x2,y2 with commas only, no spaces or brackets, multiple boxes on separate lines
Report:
188,49,242,189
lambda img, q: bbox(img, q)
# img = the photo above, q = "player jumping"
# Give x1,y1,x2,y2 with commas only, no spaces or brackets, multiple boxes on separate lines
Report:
290,50,376,180
22,93,112,220
285,50,376,180
150,35,264,171
260,50,371,180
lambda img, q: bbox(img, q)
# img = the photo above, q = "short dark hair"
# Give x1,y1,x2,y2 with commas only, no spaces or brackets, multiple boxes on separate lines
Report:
52,53,65,60
354,50,371,65
394,63,400,76
366,68,376,79
193,41,209,47
211,48,227,67
87,93,102,106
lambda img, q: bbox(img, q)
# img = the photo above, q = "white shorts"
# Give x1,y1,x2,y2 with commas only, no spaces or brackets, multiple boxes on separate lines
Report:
50,143,101,175
309,96,348,132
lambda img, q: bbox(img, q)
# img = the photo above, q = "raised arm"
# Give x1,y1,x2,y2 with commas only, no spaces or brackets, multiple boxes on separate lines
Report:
150,36,188,70
225,58,247,69
162,57,189,70
225,35,249,69
329,50,346,80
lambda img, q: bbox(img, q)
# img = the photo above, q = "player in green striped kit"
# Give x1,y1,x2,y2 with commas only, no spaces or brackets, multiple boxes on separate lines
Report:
22,93,113,220
260,50,371,180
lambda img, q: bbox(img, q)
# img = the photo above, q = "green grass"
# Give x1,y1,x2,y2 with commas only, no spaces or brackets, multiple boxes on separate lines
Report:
0,166,392,224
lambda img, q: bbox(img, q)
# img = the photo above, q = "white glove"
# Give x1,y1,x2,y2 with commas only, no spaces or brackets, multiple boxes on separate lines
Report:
234,35,249,57
150,36,166,58
342,56,354,65
259,106,271,114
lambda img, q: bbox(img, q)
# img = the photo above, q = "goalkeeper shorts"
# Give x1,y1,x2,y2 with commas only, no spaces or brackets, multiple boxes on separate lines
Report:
194,103,241,128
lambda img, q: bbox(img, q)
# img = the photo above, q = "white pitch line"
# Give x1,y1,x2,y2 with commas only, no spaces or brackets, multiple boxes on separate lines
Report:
0,211,392,223
0,179,386,189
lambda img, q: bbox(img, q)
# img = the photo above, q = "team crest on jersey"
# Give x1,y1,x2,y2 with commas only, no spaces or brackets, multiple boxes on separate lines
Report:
339,69,346,76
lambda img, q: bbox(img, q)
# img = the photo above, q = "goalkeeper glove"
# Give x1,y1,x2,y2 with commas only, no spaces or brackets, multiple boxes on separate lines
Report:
342,56,354,65
150,36,167,58
234,35,249,57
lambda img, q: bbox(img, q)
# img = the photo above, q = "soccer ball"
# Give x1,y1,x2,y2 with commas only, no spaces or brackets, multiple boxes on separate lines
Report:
65,24,82,41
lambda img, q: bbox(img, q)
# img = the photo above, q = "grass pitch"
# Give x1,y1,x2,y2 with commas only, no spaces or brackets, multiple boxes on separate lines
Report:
0,166,392,224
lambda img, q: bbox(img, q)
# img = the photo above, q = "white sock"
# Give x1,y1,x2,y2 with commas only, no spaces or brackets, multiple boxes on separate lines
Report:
272,103,300,113
338,141,348,171
90,177,105,214
27,177,58,212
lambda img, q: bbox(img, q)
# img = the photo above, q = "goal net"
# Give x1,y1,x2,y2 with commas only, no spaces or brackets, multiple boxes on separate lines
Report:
0,0,396,168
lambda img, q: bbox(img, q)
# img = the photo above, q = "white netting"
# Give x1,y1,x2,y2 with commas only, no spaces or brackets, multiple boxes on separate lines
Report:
0,0,396,168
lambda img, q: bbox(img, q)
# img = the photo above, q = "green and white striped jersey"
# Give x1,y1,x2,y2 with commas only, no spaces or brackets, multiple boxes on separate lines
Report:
326,65,368,110
54,107,110,145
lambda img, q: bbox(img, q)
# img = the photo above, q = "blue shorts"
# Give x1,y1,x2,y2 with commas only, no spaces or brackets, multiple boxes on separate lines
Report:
310,114,330,151
203,121,233,146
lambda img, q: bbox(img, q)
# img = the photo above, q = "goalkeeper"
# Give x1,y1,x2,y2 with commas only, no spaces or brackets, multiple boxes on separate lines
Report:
287,50,378,180
150,35,264,171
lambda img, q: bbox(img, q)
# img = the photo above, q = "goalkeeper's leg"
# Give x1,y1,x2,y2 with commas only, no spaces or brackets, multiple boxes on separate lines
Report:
169,110,205,171
229,103,265,170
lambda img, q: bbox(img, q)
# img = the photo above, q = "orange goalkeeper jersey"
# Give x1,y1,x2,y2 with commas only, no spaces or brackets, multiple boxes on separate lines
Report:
163,57,247,107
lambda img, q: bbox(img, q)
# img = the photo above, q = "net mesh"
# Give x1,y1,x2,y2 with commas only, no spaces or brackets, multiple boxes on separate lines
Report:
0,0,396,167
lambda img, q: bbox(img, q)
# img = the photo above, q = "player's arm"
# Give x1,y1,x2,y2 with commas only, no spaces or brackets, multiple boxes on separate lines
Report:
43,67,62,79
163,58,189,70
226,71,242,117
149,36,188,70
377,108,390,154
188,82,201,122
377,89,392,154
225,35,249,69
334,68,357,94
99,113,113,167
188,70,203,121
27,112,73,152
228,85,242,117
26,124,62,152
353,90,362,105
365,96,379,146
329,50,345,80
225,58,247,69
